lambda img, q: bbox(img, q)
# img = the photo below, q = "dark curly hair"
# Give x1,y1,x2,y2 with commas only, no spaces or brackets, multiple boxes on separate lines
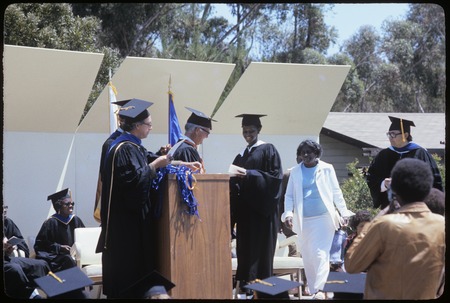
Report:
390,158,433,204
424,188,445,216
349,210,372,232
296,139,322,158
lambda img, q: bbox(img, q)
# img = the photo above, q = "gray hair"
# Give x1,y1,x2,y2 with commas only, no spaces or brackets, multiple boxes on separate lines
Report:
185,122,199,132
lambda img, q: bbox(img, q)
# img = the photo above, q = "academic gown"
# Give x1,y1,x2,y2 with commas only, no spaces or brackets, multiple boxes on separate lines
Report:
95,129,161,223
100,130,123,178
96,133,158,298
366,143,443,209
4,217,30,257
229,141,283,283
94,129,124,223
3,217,50,299
172,139,202,163
34,215,85,272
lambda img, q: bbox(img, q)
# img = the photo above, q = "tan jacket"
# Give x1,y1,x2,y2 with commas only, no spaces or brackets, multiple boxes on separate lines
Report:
345,202,445,299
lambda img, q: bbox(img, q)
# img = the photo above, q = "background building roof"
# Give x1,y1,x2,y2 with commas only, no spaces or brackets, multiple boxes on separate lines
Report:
322,112,445,151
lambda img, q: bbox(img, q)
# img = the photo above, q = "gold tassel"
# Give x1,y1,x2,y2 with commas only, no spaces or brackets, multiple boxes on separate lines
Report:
400,118,406,142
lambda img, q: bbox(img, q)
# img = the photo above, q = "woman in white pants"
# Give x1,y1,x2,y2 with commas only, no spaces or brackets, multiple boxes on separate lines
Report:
281,140,354,299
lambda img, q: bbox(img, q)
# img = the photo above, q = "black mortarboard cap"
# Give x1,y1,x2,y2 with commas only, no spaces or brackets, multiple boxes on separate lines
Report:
118,98,154,123
388,116,415,133
47,188,71,203
111,99,130,106
388,116,415,142
235,114,267,127
243,276,302,297
34,267,93,298
322,271,366,294
120,270,175,298
186,107,216,130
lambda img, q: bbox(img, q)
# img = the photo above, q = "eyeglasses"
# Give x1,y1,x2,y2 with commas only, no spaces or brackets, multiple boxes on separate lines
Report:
141,122,152,128
61,202,75,207
386,131,402,139
300,149,315,156
198,127,210,135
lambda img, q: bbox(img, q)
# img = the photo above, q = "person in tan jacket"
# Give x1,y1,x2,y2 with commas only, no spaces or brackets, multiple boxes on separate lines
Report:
345,158,445,299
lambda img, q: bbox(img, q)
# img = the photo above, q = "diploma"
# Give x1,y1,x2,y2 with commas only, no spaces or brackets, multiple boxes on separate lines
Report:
228,164,247,176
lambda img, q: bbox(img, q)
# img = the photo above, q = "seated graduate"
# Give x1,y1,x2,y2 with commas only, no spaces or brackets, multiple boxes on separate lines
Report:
34,188,85,272
3,205,50,299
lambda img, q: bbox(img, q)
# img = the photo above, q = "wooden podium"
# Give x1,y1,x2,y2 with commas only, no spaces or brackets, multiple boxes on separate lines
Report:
156,174,232,299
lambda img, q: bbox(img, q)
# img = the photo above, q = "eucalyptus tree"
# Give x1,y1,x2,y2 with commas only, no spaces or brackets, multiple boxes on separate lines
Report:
328,53,364,112
380,3,445,112
71,3,178,58
342,25,383,112
254,3,337,63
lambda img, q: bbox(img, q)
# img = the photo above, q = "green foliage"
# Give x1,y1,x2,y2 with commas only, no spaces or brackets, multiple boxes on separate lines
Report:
341,159,378,217
341,155,446,218
80,47,123,123
4,3,100,52
432,154,445,191
3,3,445,116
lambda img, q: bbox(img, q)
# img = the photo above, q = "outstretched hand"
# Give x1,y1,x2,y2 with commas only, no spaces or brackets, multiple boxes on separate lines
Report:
183,161,202,172
158,144,172,155
152,155,173,169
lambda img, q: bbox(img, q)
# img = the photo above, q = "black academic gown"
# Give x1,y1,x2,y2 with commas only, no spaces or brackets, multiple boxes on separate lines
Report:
3,217,50,299
94,129,123,223
100,129,123,179
4,217,30,257
229,142,283,283
96,134,158,298
366,143,443,209
172,139,202,162
34,215,85,272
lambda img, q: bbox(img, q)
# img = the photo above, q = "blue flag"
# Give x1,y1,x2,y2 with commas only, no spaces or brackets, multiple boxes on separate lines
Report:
169,91,183,146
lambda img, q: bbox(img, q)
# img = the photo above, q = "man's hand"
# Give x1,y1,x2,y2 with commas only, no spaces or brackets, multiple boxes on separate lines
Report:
158,144,172,155
182,161,202,172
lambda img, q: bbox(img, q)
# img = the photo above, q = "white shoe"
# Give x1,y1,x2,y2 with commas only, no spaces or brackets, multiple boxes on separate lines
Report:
312,291,326,300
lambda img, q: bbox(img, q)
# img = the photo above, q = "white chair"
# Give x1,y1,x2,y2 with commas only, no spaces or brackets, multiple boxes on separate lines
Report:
72,227,103,298
273,233,304,298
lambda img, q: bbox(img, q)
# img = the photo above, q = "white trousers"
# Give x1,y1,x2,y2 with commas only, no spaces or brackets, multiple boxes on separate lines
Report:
298,214,335,294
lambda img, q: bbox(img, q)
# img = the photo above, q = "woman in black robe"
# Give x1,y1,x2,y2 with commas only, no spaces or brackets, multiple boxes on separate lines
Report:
34,188,85,273
229,114,283,296
96,99,200,298
366,116,443,209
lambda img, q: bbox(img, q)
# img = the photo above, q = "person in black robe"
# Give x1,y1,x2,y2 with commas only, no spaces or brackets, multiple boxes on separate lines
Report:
171,107,215,173
3,209,30,258
93,100,171,223
96,99,200,299
366,116,443,209
229,114,283,298
93,100,128,223
3,206,50,299
34,188,85,273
